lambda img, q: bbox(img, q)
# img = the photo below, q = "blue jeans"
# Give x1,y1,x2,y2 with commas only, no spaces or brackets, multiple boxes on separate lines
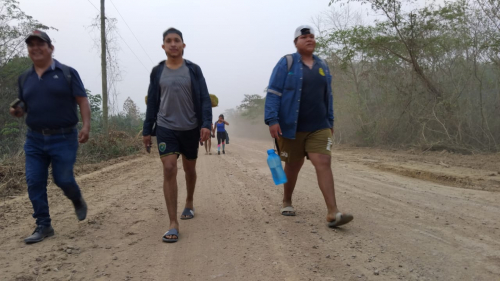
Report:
24,129,82,226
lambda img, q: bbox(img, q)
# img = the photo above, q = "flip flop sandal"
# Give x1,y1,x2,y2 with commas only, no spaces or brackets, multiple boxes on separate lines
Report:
280,206,296,216
180,208,195,220
162,229,179,243
328,212,354,228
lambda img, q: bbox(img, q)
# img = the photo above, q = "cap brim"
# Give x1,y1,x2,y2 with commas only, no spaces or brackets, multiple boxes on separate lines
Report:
294,25,315,39
25,35,48,43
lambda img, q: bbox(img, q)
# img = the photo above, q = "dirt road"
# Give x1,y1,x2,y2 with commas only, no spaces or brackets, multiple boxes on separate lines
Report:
1,138,499,281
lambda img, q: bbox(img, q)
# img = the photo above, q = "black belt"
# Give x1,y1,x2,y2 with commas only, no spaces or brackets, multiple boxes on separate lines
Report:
29,126,76,135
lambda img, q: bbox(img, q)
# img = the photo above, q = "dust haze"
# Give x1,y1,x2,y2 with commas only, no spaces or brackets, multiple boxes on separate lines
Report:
226,114,270,141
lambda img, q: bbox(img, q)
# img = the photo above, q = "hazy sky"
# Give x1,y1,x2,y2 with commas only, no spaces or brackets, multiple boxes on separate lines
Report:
18,0,443,117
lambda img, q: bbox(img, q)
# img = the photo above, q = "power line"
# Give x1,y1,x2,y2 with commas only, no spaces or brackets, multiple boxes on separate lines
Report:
109,0,155,65
115,31,150,72
86,0,99,12
85,0,149,72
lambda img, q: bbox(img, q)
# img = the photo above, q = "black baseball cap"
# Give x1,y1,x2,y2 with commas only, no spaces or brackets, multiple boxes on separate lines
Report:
25,30,51,44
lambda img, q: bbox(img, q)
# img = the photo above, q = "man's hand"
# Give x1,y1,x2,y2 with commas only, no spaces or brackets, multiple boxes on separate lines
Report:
269,124,282,140
78,126,90,143
330,128,334,135
9,106,24,118
200,128,211,142
143,135,152,152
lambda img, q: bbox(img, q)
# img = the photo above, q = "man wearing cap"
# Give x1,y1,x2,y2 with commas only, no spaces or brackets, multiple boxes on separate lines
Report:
143,28,212,243
9,30,91,244
264,25,353,227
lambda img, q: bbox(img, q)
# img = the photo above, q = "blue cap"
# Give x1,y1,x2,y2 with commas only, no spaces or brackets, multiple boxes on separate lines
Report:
267,149,276,155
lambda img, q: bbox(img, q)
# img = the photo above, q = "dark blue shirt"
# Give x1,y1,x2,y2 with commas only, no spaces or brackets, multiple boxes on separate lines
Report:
296,60,330,132
18,60,87,130
215,121,226,132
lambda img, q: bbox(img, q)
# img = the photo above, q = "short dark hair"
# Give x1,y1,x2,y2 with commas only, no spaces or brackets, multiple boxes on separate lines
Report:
163,28,183,42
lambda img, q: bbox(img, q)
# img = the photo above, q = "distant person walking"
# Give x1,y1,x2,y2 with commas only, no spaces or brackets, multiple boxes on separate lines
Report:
142,28,212,243
204,123,214,155
212,114,229,155
9,30,91,244
264,25,353,227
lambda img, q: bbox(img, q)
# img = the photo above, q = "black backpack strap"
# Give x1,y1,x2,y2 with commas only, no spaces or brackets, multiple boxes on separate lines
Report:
57,63,72,87
18,68,32,108
19,68,32,92
285,54,293,72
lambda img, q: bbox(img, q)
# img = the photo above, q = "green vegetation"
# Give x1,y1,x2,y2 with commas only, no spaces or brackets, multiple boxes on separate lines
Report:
0,0,143,195
317,0,500,151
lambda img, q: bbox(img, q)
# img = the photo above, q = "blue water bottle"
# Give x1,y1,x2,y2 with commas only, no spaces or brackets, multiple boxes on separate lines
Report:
267,149,287,185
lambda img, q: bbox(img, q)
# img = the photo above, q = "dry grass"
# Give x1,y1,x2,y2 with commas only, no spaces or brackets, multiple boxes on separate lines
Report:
0,130,142,198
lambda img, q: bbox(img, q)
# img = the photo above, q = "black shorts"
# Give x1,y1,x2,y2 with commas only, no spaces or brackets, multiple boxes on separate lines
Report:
156,126,200,160
217,131,226,144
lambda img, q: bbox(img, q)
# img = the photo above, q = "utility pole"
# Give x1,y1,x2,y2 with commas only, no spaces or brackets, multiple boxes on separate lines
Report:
100,0,108,133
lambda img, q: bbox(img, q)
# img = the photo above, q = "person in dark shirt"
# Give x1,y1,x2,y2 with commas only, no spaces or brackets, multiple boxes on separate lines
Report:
9,30,91,244
265,25,353,228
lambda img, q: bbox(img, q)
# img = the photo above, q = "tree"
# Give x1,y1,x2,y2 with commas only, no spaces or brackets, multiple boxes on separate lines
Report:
121,97,141,130
0,0,54,158
319,0,500,150
238,94,266,120
123,97,139,119
0,0,52,66
87,90,102,114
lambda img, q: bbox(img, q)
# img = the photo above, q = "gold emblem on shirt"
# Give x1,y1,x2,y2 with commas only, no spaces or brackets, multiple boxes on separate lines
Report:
319,68,325,76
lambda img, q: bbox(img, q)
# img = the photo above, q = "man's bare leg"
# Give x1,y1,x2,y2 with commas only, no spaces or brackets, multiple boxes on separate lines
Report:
161,154,180,239
308,153,340,222
282,158,305,214
181,155,197,218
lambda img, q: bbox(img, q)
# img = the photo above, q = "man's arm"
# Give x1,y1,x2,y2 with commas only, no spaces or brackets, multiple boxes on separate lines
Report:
143,67,158,137
196,65,213,130
265,57,288,125
76,96,91,143
325,63,334,132
265,57,287,139
142,67,159,150
69,68,91,143
196,65,212,141
10,76,26,117
9,106,24,118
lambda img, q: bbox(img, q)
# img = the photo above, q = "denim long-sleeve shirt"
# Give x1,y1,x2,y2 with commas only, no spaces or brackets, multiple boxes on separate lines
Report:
143,60,212,136
264,52,334,139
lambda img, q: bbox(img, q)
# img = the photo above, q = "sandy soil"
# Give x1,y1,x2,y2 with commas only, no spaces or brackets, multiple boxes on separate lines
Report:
0,138,499,281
